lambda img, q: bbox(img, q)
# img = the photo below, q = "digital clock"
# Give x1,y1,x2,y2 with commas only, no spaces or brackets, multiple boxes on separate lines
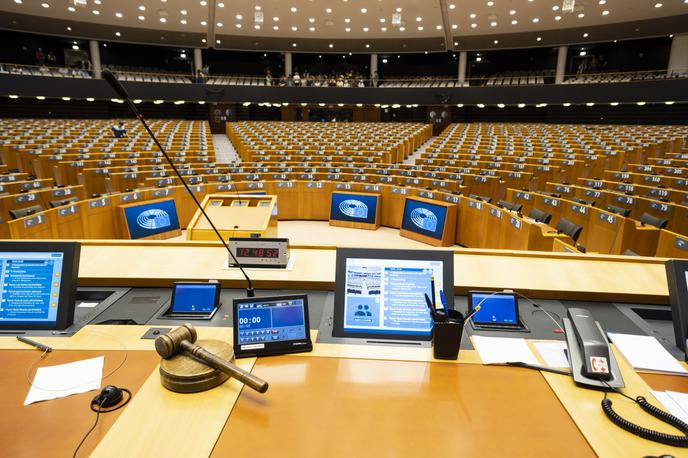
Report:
228,238,290,268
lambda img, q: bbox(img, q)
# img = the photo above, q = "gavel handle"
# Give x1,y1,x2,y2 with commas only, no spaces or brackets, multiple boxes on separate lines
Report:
180,340,269,393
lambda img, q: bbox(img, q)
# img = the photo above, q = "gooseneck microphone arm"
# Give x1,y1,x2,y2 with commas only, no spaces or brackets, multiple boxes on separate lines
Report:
101,69,255,297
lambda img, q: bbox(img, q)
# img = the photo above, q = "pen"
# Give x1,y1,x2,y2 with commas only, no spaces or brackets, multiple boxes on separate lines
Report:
463,305,481,324
430,276,436,308
424,293,438,321
439,290,449,315
16,336,52,353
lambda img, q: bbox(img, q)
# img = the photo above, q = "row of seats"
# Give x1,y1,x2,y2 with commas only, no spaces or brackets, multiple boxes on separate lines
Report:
484,70,553,86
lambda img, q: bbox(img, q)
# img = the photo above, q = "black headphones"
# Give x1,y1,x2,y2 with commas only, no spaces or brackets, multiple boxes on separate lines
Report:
90,385,132,412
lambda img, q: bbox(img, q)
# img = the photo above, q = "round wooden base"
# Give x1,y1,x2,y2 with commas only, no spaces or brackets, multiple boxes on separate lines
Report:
159,339,235,393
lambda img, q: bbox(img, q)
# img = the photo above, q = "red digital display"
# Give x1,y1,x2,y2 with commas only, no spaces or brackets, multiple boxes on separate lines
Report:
237,247,280,258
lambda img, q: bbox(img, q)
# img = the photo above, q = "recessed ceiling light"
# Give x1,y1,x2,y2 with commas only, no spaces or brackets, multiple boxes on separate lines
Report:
236,23,242,28
436,25,442,30
273,16,279,21
94,0,101,4
536,36,541,41
201,38,206,42
200,0,207,5
200,20,207,25
490,21,497,26
329,43,333,48
555,16,561,20
449,3,456,9
180,19,187,24
477,104,485,108
361,8,367,13
381,27,387,31
138,15,145,20
552,5,559,10
92,9,99,14
138,5,145,11
452,24,458,29
255,5,261,11
454,41,458,46
345,26,351,31
586,102,595,106
310,26,316,31
36,96,46,100
13,0,22,4
41,2,49,8
236,14,242,20
497,103,505,108
310,17,316,23
599,0,606,3
509,10,516,15
66,26,71,30
476,56,482,61
363,27,369,31
159,17,166,22
115,12,123,17
579,50,586,56
487,1,494,5
72,45,79,50
470,13,477,18
68,6,75,11
655,2,663,7
254,24,260,29
115,31,121,36
610,102,619,106
637,101,646,105
292,43,296,47
218,2,224,6
532,18,539,23
86,97,94,102
399,26,404,31
291,7,297,12
291,26,297,31
578,13,585,18
325,8,332,13
416,16,422,22
273,25,278,30
665,101,675,105
471,23,477,28
344,18,350,23
494,40,499,44
583,32,588,37
602,10,609,15
511,19,518,24
180,9,187,15
396,7,402,12
417,26,424,30
366,44,370,48
563,103,571,106
380,18,386,23
216,39,220,44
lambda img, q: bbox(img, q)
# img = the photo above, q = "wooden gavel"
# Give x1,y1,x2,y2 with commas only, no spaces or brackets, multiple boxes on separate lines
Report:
155,324,269,393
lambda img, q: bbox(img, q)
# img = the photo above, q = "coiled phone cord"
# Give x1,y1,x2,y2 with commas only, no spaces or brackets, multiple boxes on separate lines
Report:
601,384,688,447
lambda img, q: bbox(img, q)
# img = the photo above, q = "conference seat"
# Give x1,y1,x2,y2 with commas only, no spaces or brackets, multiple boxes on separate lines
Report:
556,218,583,243
640,212,669,229
9,204,44,220
605,204,632,218
529,208,553,224
497,199,523,213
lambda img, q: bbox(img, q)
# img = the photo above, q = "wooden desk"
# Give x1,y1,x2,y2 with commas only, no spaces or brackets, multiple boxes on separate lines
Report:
214,356,594,457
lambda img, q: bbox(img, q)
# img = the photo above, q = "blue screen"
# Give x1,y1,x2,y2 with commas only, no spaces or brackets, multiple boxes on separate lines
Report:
330,193,378,224
0,252,64,325
124,199,180,239
171,284,218,313
342,258,444,336
470,293,518,325
401,199,448,240
236,297,307,345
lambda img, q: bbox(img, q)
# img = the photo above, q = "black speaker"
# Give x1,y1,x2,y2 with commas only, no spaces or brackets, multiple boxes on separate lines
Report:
666,259,688,358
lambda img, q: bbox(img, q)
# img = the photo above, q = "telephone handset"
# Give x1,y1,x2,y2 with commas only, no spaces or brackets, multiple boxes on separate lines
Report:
565,307,688,447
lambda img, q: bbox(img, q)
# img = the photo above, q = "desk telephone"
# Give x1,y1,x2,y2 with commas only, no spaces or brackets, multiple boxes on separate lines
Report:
565,308,688,447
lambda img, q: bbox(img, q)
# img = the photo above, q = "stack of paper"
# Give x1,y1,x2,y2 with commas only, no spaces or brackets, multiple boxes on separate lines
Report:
472,336,539,365
650,391,688,424
608,333,687,376
25,356,104,406
533,341,570,368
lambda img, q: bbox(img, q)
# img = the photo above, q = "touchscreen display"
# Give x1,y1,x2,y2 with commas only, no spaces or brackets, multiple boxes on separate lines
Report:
330,193,379,225
342,258,443,336
401,198,448,240
0,252,64,325
469,292,518,325
171,283,218,314
236,297,307,344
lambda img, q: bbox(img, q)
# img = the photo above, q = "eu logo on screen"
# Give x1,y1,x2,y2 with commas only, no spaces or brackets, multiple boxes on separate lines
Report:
410,207,438,232
339,199,369,219
136,209,171,230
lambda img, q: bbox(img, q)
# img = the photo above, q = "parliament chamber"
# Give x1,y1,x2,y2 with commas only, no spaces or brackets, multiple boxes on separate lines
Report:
2,1,688,457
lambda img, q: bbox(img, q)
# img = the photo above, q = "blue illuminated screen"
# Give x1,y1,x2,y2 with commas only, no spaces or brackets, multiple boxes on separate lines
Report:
0,252,64,325
171,284,218,313
330,193,379,224
236,297,307,344
470,293,518,325
123,199,180,239
343,258,444,336
401,199,448,240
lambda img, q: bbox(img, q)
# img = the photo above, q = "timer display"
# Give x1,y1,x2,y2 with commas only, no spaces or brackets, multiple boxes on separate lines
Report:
237,247,280,259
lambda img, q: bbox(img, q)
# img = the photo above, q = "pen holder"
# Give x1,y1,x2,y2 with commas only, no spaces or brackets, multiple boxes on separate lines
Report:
433,309,464,360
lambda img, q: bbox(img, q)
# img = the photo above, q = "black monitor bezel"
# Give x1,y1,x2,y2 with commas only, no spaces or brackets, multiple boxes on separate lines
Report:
0,241,80,331
232,293,313,357
332,247,455,341
467,290,522,327
400,197,449,241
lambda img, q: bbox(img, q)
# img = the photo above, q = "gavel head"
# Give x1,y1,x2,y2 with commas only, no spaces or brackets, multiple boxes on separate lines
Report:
155,324,198,359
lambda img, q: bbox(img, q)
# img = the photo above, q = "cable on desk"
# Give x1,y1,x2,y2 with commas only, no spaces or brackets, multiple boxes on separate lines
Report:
512,291,565,333
72,388,132,458
601,381,688,447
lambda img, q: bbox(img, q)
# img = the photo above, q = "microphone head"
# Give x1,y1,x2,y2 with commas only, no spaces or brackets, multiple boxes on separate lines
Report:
101,69,130,100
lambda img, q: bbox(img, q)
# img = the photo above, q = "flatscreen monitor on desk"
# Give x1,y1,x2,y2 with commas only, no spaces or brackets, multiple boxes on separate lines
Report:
330,192,379,225
123,199,180,239
0,241,80,331
400,198,448,240
666,259,688,356
332,248,454,341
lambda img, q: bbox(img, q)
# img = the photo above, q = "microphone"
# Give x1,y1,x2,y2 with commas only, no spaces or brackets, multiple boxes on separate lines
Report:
101,69,255,297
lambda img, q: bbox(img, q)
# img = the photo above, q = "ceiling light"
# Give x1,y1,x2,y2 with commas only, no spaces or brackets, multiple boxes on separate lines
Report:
202,38,206,43
292,43,297,47
456,104,464,107
345,27,351,31
325,8,331,13
452,24,458,29
361,8,367,13
637,101,646,105
518,103,526,108
92,9,99,14
344,18,350,23
13,0,21,4
365,44,370,48
665,101,675,105
512,19,518,24
399,26,404,31
396,7,402,12
497,104,505,108
563,103,571,107
291,7,297,12
132,99,142,104
180,52,186,58
154,100,163,104
382,58,388,63
555,15,561,20
255,6,261,10
380,18,386,23
583,33,589,37
579,50,586,56
363,27,369,31
602,10,609,15
86,97,94,102
159,17,166,22
236,23,242,28
477,104,485,108
494,40,499,44
329,44,334,48
476,56,482,61
215,39,220,44
72,45,79,50
115,31,121,36
68,6,75,11
181,19,187,24
201,21,207,25
577,13,585,18
138,5,145,10
200,0,206,5
471,23,477,28
536,36,541,41
416,16,422,22
487,1,494,5
41,2,49,7
291,26,297,31
436,25,442,30
470,13,477,18
273,25,278,30
532,18,539,23
36,96,45,100
509,10,516,15
599,0,606,3
174,100,185,105
236,14,242,20
310,26,316,31
454,41,458,46
218,2,224,7
115,12,123,17
655,2,663,7
610,102,619,106
137,15,144,20
586,102,594,106
66,26,72,31
255,24,260,29
217,22,223,26
490,21,497,26
310,17,316,22
418,26,424,30
381,27,387,31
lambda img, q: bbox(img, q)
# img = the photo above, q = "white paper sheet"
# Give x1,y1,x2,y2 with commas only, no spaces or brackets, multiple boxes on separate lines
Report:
24,356,104,406
77,302,99,308
608,333,687,375
472,335,539,365
650,391,688,425
533,341,570,368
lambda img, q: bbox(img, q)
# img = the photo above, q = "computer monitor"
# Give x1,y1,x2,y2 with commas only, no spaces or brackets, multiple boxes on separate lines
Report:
666,259,688,355
122,199,180,239
162,282,221,319
400,198,448,241
0,241,80,331
467,291,524,330
332,248,454,341
330,192,380,225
